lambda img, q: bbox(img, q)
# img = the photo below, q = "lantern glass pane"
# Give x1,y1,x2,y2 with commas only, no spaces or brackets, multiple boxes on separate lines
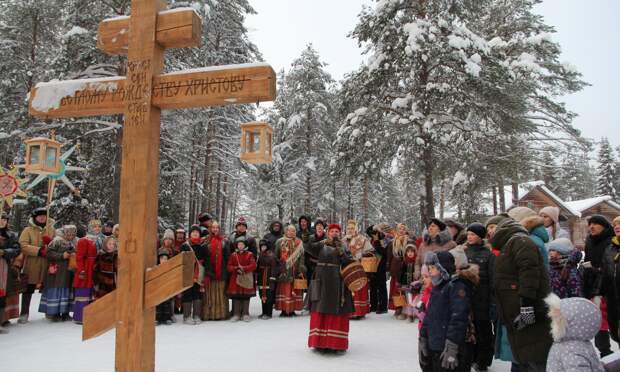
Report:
46,147,58,168
29,145,41,165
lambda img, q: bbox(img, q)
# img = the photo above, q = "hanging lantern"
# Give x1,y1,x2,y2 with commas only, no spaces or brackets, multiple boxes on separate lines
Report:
239,122,273,164
23,137,62,175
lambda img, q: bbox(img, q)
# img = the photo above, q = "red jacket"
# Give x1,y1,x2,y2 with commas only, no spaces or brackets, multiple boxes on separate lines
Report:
226,250,257,297
73,237,98,288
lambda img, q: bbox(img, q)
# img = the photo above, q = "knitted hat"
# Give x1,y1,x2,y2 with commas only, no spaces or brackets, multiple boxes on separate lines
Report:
467,222,487,240
162,229,174,241
104,221,115,229
485,213,509,228
235,217,248,228
614,216,620,227
427,218,447,231
508,207,537,223
547,238,575,256
314,219,326,229
327,223,341,232
539,206,560,224
449,246,469,269
405,243,416,253
588,215,611,229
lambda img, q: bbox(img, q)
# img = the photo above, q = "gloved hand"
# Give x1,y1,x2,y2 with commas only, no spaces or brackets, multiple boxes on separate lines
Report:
513,306,535,331
440,339,459,370
418,337,429,366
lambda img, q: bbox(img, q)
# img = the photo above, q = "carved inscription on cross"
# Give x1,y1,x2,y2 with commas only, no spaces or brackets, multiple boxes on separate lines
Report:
27,1,276,371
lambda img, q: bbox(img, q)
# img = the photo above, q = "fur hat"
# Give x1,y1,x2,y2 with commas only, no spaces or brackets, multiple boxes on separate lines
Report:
424,251,455,280
197,212,213,223
539,206,560,224
427,218,446,231
445,219,464,232
32,207,47,218
547,238,574,256
588,215,611,229
485,213,509,228
466,222,487,240
235,236,248,248
327,223,341,232
449,246,469,270
374,223,392,234
507,207,537,223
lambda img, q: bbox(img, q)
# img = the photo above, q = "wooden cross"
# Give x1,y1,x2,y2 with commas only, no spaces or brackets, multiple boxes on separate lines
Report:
27,1,276,371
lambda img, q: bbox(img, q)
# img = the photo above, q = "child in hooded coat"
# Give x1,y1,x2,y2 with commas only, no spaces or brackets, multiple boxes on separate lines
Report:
545,294,604,372
410,264,432,330
419,251,474,372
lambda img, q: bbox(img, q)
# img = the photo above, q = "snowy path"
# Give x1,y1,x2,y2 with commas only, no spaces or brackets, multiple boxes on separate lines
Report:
1,294,511,372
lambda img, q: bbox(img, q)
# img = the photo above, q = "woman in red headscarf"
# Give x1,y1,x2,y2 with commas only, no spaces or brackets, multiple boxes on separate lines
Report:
307,224,355,352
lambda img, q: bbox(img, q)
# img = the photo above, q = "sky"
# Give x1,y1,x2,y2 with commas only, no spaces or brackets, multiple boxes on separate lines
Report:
246,0,619,148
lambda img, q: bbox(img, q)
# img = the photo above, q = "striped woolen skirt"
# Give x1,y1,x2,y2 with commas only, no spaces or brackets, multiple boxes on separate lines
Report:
308,312,350,350
72,288,93,322
351,282,370,318
3,294,19,321
39,287,71,315
202,280,229,320
275,282,303,314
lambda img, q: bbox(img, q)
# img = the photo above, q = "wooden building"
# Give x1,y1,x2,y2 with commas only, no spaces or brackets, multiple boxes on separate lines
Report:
513,183,620,248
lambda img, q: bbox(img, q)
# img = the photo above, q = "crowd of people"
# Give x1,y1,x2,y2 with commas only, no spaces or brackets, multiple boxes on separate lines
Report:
1,206,619,372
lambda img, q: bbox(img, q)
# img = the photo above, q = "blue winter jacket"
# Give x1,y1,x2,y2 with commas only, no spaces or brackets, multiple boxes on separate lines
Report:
522,216,550,269
420,271,474,352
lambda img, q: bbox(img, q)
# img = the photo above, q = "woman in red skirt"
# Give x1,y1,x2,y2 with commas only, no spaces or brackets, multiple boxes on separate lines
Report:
274,225,305,316
343,220,374,319
307,224,355,353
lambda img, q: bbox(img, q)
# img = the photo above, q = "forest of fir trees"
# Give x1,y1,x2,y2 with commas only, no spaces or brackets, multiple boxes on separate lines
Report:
0,0,611,235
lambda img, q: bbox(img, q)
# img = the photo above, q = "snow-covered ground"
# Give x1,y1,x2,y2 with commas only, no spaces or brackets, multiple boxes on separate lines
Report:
1,294,512,372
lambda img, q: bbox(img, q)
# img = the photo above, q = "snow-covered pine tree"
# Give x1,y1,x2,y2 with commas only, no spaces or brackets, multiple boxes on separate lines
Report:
596,137,616,198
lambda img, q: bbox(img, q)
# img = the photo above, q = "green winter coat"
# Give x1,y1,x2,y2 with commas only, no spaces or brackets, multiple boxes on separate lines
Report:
491,219,552,365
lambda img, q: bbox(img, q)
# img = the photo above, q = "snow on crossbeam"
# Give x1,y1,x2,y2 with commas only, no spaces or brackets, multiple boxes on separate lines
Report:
97,7,202,55
28,64,276,118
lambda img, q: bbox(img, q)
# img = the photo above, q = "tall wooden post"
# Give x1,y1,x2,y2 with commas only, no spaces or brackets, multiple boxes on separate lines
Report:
115,1,164,370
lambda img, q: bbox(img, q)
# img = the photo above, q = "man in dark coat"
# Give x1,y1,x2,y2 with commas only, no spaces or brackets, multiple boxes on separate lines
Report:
490,218,552,372
367,224,388,314
463,223,495,372
262,220,283,251
585,214,616,357
228,217,257,258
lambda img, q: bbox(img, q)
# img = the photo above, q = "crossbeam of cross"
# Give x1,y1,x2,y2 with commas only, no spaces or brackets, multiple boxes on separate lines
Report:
27,2,276,371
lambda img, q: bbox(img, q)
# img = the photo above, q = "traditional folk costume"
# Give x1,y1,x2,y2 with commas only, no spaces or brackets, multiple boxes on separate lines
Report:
307,224,354,351
399,245,417,321
72,233,98,323
181,227,209,324
344,224,374,319
93,238,118,300
203,232,229,320
274,234,306,316
39,227,76,319
387,227,409,315
257,239,278,319
0,218,20,329
156,231,175,325
18,208,55,323
226,238,257,322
